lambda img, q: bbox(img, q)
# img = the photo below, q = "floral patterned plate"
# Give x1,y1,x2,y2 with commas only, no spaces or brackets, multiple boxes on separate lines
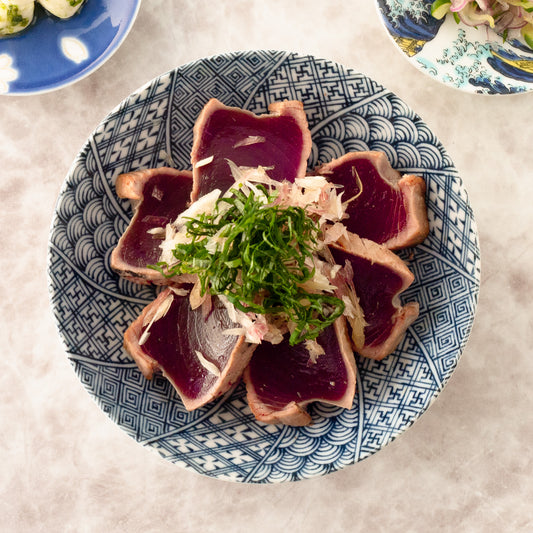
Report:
47,51,481,483
375,0,533,94
0,0,140,95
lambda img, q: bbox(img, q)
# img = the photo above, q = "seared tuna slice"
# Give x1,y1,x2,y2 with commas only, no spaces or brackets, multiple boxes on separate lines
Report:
330,233,419,360
111,168,193,285
190,99,312,200
316,151,429,250
244,317,356,426
123,288,256,411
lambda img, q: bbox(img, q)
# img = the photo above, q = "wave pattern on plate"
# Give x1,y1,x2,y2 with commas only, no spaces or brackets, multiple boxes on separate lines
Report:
375,0,533,94
48,51,480,483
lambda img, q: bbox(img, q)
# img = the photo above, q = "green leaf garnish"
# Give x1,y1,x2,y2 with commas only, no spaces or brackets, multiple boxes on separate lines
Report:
6,5,29,28
151,184,344,345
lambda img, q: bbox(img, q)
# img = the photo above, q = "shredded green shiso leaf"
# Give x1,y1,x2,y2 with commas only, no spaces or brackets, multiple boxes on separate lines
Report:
151,183,345,346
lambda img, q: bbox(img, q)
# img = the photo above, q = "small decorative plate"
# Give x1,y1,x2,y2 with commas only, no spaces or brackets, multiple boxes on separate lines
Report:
375,0,533,94
47,51,481,483
0,0,141,95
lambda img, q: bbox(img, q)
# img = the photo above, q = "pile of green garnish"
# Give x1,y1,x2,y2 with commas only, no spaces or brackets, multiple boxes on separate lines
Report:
152,183,345,346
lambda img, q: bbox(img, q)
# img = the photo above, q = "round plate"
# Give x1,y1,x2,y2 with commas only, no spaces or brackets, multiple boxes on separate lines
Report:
0,0,140,95
375,0,533,95
47,50,481,483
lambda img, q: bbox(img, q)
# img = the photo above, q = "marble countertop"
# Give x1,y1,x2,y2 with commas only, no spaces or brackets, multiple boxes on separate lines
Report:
1,1,532,531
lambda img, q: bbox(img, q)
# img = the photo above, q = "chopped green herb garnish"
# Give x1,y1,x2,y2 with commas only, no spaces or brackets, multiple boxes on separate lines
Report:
152,184,344,345
7,5,28,28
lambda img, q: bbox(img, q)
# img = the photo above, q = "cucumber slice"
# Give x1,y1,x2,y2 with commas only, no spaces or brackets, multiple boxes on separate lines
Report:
431,0,452,20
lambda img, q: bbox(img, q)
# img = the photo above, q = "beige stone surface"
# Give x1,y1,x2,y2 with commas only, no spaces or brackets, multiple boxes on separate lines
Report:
1,1,532,531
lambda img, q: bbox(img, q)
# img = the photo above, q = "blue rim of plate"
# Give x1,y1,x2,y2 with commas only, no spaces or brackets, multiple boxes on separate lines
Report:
375,0,533,95
47,50,481,483
0,0,141,95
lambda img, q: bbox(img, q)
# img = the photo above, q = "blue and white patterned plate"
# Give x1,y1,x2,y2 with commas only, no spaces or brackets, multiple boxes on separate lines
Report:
0,0,140,95
375,0,533,94
47,51,481,483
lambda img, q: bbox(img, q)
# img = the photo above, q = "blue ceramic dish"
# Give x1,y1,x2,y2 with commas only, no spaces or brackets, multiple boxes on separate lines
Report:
0,0,140,95
375,0,533,94
48,51,481,483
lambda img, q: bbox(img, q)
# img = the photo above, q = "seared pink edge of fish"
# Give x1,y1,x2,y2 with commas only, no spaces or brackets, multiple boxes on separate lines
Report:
110,167,193,286
388,174,429,250
189,98,313,202
332,232,419,360
243,316,356,427
123,288,257,411
316,151,429,250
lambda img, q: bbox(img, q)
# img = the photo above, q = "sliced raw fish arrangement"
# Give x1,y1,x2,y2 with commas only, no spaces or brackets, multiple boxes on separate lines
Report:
244,317,355,426
111,98,428,426
330,233,419,360
316,151,429,250
124,288,256,411
190,99,312,200
111,168,193,285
